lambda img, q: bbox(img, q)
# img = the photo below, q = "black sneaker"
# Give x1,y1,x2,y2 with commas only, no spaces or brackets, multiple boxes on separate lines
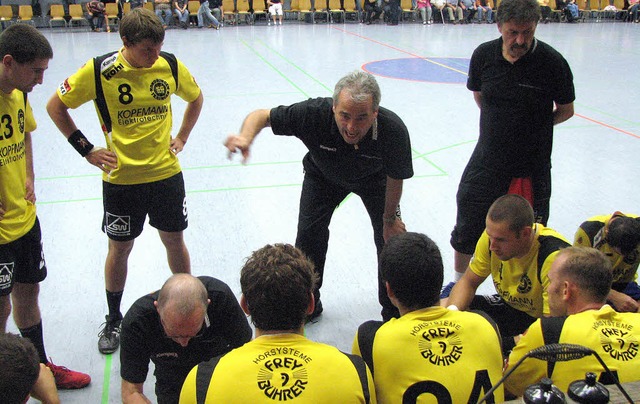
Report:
305,299,323,323
98,315,122,354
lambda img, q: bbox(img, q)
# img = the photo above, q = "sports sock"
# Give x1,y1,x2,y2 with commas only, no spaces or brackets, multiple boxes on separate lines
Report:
106,290,124,321
19,321,47,363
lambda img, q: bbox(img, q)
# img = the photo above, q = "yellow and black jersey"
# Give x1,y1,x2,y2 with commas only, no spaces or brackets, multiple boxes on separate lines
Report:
56,48,201,185
505,305,640,397
574,214,640,284
180,333,375,404
470,224,570,317
0,90,37,243
353,307,504,404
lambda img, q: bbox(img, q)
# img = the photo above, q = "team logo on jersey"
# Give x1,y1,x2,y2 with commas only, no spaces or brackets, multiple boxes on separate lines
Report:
417,324,464,366
101,54,123,81
596,323,639,362
517,273,532,294
0,263,14,291
256,356,309,401
18,109,24,134
104,213,131,237
58,79,72,95
150,79,170,100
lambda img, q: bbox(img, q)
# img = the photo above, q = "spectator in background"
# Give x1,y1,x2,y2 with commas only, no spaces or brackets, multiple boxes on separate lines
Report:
209,0,224,22
417,0,433,23
537,0,551,21
629,0,639,22
197,0,222,28
155,0,174,27
444,0,463,23
476,0,493,21
460,0,478,22
363,0,383,23
85,0,109,32
174,0,190,28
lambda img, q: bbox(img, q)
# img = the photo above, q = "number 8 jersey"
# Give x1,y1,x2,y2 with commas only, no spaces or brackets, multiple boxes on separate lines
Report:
55,49,201,185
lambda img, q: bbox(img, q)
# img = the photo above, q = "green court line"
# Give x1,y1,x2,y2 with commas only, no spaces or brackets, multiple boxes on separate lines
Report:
411,147,446,176
412,139,476,159
102,354,112,404
256,40,333,94
241,39,311,98
184,160,301,171
35,141,479,205
38,197,101,205
36,161,303,182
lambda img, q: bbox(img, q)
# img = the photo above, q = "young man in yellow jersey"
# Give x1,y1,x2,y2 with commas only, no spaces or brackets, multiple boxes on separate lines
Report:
0,24,90,390
180,244,375,403
445,194,570,352
353,232,504,403
505,247,640,397
574,213,640,313
47,7,203,355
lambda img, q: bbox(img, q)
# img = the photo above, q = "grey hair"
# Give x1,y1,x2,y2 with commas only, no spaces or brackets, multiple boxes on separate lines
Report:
496,0,541,24
332,71,381,110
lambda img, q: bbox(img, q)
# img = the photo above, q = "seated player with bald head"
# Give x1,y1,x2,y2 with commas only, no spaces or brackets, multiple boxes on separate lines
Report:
120,274,251,403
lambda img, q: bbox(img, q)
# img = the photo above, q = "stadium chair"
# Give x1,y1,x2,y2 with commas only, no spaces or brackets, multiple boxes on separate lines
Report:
400,0,416,21
187,0,199,25
105,2,119,30
18,5,35,25
0,5,15,29
49,4,68,28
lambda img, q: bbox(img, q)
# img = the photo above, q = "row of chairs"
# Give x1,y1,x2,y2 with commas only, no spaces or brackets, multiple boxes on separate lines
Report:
546,0,632,22
219,0,361,24
0,5,38,27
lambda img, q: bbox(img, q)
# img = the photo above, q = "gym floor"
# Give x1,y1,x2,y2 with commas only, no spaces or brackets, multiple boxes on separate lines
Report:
9,17,638,402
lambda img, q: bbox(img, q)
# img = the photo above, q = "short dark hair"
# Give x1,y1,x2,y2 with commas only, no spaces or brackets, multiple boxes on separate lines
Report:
607,216,640,257
240,244,317,331
0,333,41,404
120,7,164,45
487,194,534,235
558,247,612,303
0,24,52,64
380,232,444,309
496,0,541,24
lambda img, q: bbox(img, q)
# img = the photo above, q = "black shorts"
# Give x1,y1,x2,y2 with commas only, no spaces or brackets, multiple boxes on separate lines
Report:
450,165,551,255
470,294,537,338
102,173,188,241
0,218,47,296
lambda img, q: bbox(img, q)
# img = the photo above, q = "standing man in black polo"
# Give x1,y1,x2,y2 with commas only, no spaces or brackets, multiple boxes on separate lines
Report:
444,0,575,298
225,71,413,321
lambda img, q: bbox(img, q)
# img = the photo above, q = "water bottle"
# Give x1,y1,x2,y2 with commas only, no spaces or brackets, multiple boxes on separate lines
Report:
523,378,566,404
567,372,609,403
